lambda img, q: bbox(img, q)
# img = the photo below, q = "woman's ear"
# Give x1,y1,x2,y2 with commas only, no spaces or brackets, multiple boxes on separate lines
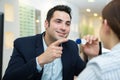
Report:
103,19,111,33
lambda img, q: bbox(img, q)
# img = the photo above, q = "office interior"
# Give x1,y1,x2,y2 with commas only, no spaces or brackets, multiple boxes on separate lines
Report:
0,0,111,79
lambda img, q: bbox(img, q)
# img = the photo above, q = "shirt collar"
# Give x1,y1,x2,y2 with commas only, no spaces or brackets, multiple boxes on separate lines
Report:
111,42,120,51
42,36,47,51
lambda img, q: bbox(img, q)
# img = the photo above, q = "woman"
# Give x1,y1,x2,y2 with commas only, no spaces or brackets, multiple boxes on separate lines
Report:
77,0,120,80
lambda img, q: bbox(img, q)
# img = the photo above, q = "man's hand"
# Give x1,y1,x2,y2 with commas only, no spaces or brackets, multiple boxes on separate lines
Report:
82,35,99,59
38,38,68,67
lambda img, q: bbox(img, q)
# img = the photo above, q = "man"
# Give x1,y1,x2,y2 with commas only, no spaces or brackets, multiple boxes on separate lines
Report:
3,5,99,80
77,0,120,80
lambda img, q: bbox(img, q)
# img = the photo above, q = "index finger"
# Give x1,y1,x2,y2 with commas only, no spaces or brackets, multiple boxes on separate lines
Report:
52,38,68,46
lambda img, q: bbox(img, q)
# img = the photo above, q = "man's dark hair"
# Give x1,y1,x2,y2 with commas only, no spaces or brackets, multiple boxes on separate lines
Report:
46,5,72,23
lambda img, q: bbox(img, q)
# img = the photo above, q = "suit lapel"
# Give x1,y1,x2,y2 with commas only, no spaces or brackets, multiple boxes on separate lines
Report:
61,46,66,79
61,42,73,80
35,33,44,56
61,43,70,79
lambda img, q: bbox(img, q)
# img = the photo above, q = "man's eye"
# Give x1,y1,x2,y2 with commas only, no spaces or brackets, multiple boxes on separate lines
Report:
56,20,61,23
66,23,71,26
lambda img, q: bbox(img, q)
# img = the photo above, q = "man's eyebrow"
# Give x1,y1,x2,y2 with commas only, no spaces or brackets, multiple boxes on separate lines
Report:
55,18,71,22
55,18,63,21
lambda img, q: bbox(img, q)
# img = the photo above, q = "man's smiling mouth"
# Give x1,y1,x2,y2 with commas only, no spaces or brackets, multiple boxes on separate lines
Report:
56,31,66,37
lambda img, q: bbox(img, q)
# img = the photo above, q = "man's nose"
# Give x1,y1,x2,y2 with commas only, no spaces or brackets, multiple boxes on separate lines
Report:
61,24,66,30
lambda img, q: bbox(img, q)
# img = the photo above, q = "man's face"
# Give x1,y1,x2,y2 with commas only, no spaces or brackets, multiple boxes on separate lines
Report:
45,11,71,41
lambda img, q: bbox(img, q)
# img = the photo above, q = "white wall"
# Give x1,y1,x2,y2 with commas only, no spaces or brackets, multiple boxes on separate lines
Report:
0,0,81,77
0,0,19,77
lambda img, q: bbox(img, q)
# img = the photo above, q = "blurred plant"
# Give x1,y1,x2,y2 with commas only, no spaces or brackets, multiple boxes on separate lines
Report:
79,25,94,37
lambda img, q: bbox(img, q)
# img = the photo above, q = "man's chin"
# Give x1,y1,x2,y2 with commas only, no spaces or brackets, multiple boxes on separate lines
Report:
56,37,66,40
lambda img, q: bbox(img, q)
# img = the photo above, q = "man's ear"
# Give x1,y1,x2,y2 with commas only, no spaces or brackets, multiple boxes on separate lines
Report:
103,19,111,33
44,20,49,29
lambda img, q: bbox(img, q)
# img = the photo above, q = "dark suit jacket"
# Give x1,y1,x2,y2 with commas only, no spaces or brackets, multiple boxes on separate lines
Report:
3,33,86,80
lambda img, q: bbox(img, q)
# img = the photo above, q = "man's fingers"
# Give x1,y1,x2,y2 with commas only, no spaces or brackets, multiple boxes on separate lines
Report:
52,38,68,46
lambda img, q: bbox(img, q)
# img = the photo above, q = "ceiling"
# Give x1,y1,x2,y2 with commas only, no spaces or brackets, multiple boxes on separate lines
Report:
65,0,112,17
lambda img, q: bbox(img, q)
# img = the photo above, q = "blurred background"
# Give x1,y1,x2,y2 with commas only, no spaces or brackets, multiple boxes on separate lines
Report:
0,0,111,78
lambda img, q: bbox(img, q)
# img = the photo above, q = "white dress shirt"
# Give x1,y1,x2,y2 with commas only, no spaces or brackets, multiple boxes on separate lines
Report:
77,43,120,80
36,37,63,80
